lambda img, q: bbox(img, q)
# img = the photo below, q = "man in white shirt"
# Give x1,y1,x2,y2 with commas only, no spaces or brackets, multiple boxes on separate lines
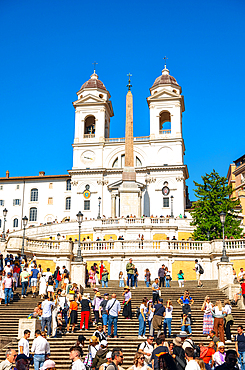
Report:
106,294,121,338
31,329,50,370
69,346,86,370
138,336,154,364
41,295,55,338
18,330,30,357
238,268,245,282
4,262,13,276
185,348,200,370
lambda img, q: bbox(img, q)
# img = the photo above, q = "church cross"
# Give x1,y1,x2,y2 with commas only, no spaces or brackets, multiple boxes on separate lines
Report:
127,72,132,91
92,61,98,73
163,56,168,68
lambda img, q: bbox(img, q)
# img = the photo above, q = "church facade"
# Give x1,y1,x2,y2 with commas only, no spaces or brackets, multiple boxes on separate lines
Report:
0,65,189,232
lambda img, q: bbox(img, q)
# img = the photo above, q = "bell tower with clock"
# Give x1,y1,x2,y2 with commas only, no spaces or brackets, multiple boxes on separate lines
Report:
72,68,114,170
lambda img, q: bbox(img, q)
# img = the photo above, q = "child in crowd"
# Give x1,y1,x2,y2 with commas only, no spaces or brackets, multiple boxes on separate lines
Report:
119,271,125,287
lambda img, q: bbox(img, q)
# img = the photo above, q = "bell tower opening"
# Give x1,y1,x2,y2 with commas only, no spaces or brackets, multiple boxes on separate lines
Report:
159,111,171,134
84,115,96,138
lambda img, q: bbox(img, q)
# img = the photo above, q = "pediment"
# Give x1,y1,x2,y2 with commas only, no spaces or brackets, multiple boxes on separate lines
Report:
73,94,105,106
147,88,179,101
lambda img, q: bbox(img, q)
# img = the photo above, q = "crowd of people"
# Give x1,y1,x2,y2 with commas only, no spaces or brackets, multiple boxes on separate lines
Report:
0,253,245,370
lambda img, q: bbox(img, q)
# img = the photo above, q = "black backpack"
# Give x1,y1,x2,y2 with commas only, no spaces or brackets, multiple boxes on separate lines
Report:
136,307,140,318
137,341,146,352
48,275,54,285
185,339,200,358
199,264,204,274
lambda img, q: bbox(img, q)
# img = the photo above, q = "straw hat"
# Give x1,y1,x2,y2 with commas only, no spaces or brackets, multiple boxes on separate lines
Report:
90,336,99,343
178,331,188,338
95,292,101,297
124,286,130,290
173,337,182,346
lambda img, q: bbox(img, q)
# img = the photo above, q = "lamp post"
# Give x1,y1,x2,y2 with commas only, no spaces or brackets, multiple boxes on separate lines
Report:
97,197,101,219
21,216,28,258
207,231,210,241
220,211,229,262
170,196,174,218
2,208,8,241
75,211,83,262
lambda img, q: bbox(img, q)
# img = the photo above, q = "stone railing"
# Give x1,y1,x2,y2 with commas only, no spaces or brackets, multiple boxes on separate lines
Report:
159,129,171,135
105,136,150,143
225,239,245,249
83,134,95,138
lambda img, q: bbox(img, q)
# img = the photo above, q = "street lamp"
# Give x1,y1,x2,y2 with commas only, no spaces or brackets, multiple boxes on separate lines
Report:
2,208,8,241
170,196,174,218
57,233,61,241
75,211,83,262
21,216,28,258
220,211,229,262
97,197,101,219
207,231,210,241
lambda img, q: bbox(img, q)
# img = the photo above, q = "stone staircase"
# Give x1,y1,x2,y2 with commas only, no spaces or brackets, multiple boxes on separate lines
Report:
0,280,243,369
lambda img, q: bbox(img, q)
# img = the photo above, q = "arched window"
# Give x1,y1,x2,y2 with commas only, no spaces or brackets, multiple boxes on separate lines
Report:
29,207,37,222
66,179,71,191
65,197,71,210
84,115,96,136
112,157,119,168
13,218,18,228
159,111,171,134
30,188,38,201
136,156,142,167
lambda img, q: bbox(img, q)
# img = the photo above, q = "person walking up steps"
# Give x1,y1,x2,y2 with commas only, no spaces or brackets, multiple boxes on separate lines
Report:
106,293,121,338
126,258,135,288
194,259,203,288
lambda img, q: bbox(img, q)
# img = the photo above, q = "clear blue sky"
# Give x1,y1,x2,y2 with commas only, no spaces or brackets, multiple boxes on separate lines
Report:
0,0,244,200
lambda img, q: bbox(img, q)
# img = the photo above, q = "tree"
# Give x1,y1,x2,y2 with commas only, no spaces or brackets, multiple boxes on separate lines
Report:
191,170,243,241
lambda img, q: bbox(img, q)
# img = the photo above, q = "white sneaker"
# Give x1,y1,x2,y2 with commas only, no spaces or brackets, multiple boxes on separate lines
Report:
133,287,135,289
142,336,147,339
225,340,232,343
138,335,143,339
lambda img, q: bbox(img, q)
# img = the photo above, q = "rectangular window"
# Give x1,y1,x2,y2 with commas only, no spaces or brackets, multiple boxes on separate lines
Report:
84,200,90,210
16,185,20,190
13,199,21,206
0,186,3,190
49,183,53,189
66,179,71,191
48,197,53,205
65,197,71,210
163,197,169,207
0,200,4,206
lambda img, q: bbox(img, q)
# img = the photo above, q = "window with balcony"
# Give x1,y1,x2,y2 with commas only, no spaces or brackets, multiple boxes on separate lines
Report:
163,197,169,207
159,111,171,134
30,188,38,201
29,207,37,221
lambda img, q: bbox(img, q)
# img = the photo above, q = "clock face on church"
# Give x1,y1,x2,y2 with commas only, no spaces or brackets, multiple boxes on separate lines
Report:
81,151,96,165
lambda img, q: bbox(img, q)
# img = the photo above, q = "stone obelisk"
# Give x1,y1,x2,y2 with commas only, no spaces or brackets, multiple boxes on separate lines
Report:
119,74,141,217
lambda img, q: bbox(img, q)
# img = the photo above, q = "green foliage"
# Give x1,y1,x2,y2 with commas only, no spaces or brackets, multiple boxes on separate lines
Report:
191,170,243,241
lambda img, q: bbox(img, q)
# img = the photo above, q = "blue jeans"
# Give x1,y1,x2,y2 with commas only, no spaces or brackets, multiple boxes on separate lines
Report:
62,310,68,326
181,324,192,334
138,314,146,336
102,280,108,287
238,351,245,370
165,277,170,287
108,315,118,336
127,274,134,287
21,281,28,296
146,281,150,287
4,288,12,304
34,354,46,370
135,278,138,287
42,316,52,336
164,318,172,336
55,279,59,289
119,280,124,287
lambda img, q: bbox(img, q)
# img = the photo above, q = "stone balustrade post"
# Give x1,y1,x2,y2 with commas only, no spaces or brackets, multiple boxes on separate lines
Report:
217,262,234,289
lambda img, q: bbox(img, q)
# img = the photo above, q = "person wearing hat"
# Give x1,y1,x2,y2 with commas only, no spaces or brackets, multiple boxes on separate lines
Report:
212,342,226,368
93,292,103,325
4,261,13,276
99,351,112,370
40,360,56,370
172,337,186,370
122,286,132,320
93,323,107,342
99,293,109,333
92,340,109,370
2,272,14,306
126,258,135,288
75,335,86,349
88,336,100,360
69,346,85,370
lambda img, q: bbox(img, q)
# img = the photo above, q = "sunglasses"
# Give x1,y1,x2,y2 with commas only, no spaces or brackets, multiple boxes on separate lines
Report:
119,355,124,358
140,357,145,360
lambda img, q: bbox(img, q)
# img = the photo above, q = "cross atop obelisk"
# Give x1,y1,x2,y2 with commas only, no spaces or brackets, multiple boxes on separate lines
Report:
124,73,134,168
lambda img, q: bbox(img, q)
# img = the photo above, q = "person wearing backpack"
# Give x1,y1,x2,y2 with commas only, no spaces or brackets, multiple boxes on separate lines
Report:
138,336,154,365
194,259,203,288
47,275,55,299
